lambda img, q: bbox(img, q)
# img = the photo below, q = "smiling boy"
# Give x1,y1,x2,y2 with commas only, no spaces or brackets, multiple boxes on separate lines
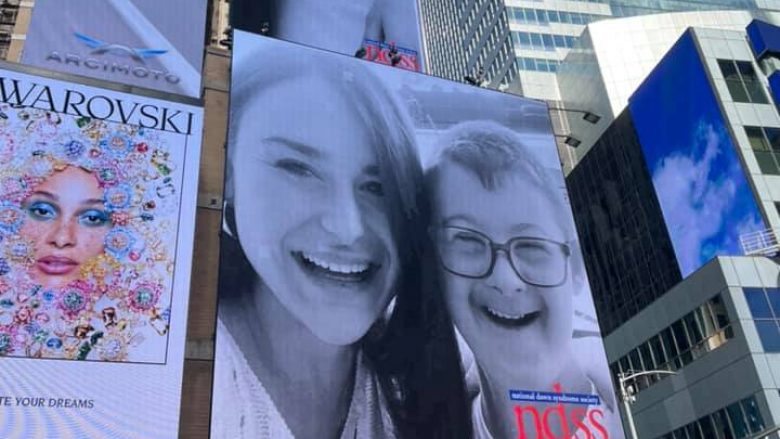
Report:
425,121,622,439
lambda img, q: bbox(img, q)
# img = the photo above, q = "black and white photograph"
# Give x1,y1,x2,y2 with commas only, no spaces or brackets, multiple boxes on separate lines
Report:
210,30,625,439
228,0,422,66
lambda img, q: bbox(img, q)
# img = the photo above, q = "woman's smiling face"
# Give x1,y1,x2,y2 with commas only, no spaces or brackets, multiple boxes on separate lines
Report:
231,75,399,345
21,166,110,289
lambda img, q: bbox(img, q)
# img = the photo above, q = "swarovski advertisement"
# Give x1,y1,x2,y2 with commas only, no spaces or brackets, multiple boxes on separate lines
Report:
229,0,424,71
0,66,202,437
21,0,207,98
211,31,623,439
629,31,767,277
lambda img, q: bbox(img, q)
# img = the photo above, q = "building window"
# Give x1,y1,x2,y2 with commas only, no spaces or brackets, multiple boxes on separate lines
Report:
744,287,780,352
610,295,733,394
657,396,765,439
506,7,606,27
512,31,578,51
744,126,780,175
515,56,560,73
718,59,769,104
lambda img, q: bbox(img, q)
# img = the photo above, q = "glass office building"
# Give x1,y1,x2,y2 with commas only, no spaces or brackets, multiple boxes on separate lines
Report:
422,0,779,98
556,10,761,172
420,0,519,91
506,0,778,99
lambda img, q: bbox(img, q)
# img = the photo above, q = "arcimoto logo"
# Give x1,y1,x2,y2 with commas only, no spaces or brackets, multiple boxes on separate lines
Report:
74,32,168,63
43,32,180,85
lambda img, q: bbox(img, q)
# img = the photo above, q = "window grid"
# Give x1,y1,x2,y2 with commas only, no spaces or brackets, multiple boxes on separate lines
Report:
512,30,577,51
516,56,560,72
743,287,780,352
718,59,769,104
744,125,780,175
657,396,766,439
507,7,608,27
610,295,732,394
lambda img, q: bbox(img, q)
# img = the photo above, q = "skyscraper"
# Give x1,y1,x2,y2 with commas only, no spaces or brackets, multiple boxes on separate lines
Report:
420,0,519,91
567,10,780,333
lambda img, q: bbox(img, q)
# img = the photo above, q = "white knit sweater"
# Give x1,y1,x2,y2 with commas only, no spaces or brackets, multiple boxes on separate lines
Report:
210,320,397,439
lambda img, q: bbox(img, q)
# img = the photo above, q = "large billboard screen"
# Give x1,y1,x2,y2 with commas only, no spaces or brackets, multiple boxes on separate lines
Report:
21,0,207,98
229,0,424,71
210,31,624,439
0,65,202,437
629,31,767,277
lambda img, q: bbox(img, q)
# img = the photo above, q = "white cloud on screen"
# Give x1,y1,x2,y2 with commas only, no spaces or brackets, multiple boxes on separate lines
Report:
651,122,747,276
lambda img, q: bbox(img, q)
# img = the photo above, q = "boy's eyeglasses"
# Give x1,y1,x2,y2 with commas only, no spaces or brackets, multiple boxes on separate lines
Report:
433,225,571,287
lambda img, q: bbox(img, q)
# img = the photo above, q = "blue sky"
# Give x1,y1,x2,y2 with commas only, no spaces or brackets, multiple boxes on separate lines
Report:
629,31,766,277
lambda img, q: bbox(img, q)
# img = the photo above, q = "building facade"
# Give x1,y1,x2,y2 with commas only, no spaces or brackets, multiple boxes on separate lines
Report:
557,10,775,169
567,20,780,437
420,2,780,176
420,0,519,91
606,256,780,439
421,0,775,99
570,17,780,329
567,110,683,334
509,0,780,100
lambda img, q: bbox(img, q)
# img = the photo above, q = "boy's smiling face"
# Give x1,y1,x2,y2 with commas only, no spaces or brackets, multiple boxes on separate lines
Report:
430,160,574,386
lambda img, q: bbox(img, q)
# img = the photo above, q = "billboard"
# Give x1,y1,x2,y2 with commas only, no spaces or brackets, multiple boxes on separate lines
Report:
21,0,207,98
358,39,420,72
210,31,624,439
0,64,201,437
229,0,424,71
629,31,767,277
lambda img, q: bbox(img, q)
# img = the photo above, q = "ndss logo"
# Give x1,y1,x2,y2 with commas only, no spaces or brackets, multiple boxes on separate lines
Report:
44,33,180,85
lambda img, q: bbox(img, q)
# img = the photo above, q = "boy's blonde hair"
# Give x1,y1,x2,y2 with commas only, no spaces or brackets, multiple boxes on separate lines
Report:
425,120,571,239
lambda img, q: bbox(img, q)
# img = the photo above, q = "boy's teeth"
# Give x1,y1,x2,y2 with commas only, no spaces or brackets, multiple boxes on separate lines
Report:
302,253,369,274
487,307,523,320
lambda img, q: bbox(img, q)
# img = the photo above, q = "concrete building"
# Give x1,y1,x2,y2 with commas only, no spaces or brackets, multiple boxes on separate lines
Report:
420,3,780,174
3,2,779,438
420,0,778,99
506,0,772,100
557,10,780,171
567,20,780,437
607,256,780,439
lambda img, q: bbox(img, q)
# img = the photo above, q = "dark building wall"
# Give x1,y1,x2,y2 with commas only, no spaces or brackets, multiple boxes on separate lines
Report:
567,110,682,334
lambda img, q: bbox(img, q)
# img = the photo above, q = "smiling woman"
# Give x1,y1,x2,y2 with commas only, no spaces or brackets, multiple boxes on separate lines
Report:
211,35,470,439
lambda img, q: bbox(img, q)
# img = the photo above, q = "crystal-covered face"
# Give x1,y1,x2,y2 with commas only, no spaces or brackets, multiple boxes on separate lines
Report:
231,76,399,345
21,166,110,288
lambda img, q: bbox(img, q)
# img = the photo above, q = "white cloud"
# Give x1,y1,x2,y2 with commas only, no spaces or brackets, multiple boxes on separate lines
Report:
651,122,740,276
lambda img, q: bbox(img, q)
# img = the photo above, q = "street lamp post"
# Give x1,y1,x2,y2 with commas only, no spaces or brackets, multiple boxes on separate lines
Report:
617,370,678,439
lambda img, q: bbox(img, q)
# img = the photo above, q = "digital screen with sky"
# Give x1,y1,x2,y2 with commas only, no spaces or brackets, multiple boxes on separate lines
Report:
629,30,766,277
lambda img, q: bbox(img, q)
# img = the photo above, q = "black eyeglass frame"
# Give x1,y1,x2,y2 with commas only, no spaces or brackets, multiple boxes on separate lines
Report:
434,225,572,287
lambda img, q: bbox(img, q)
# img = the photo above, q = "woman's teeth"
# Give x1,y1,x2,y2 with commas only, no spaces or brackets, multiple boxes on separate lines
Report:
301,253,370,274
